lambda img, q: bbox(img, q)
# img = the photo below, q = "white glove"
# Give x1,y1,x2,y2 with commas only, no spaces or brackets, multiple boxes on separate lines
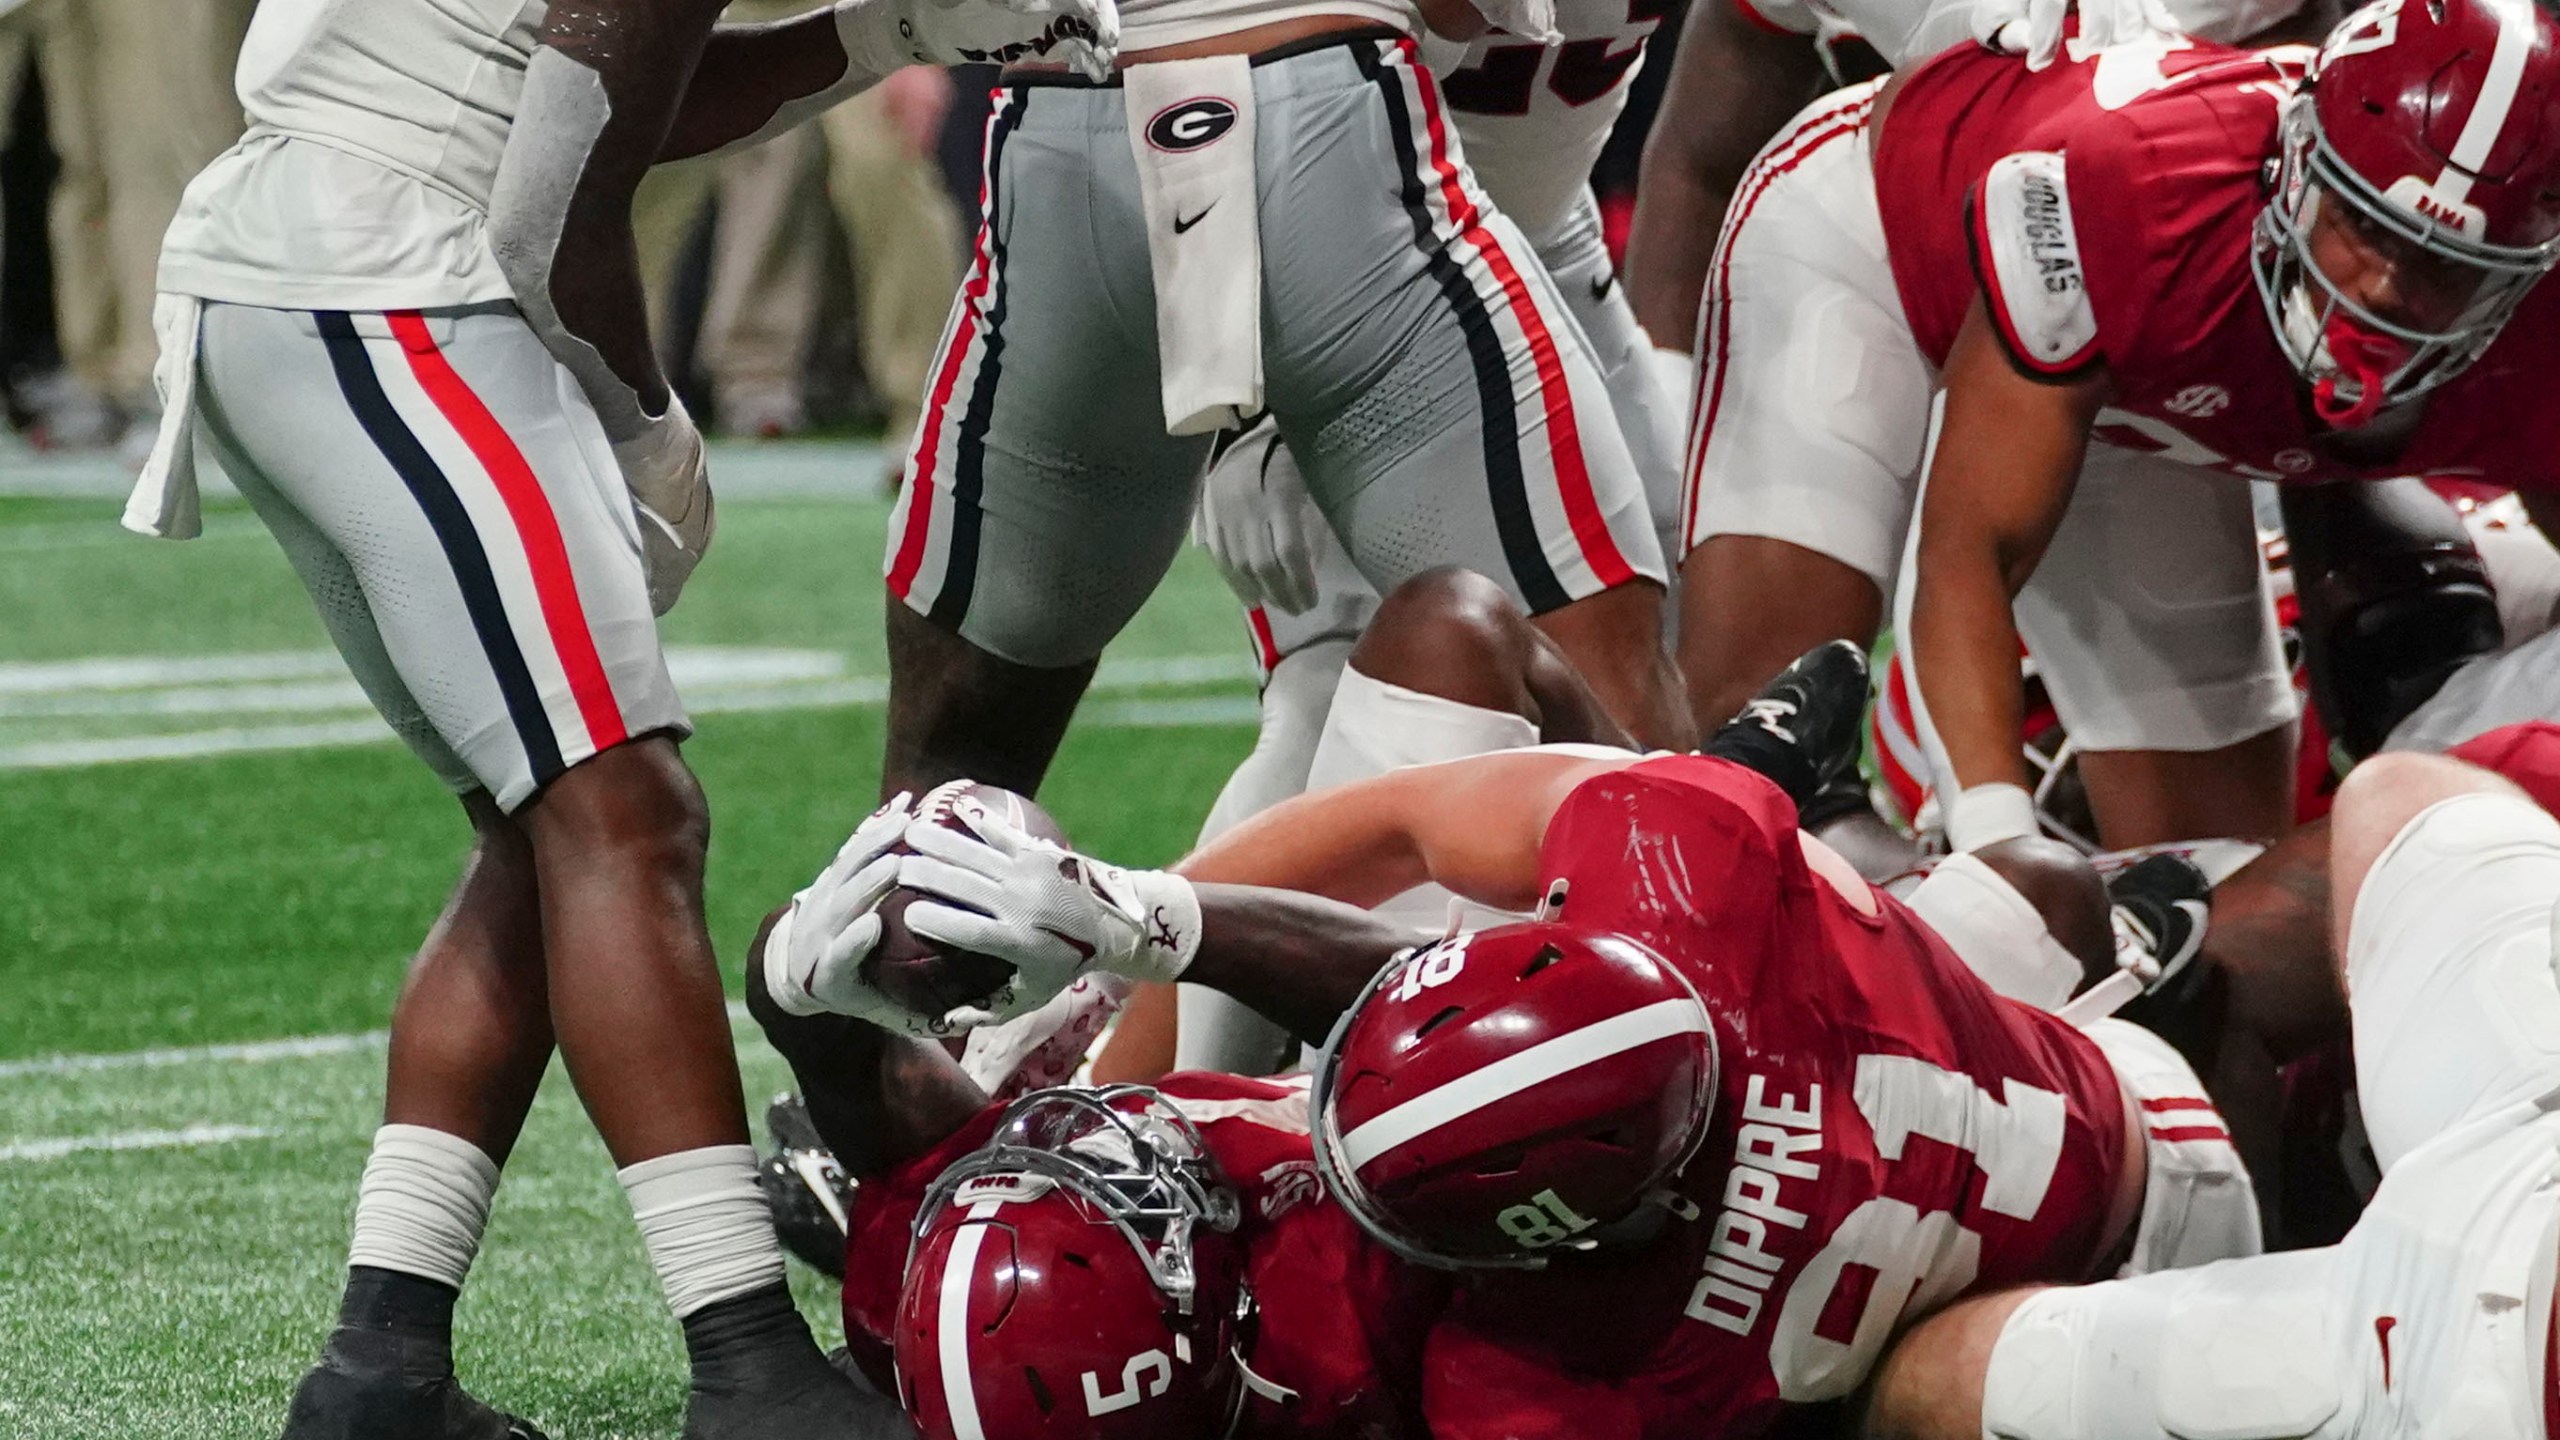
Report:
1971,0,2181,68
611,396,715,617
1193,416,1327,617
896,800,1203,1022
1465,0,1561,45
760,794,960,1035
852,0,1121,85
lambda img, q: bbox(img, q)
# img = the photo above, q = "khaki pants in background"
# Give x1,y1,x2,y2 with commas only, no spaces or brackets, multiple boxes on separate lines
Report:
0,0,114,395
630,73,965,454
822,80,964,457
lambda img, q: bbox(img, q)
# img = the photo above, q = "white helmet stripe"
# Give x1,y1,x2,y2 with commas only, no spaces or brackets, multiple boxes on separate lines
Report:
936,1199,1008,1440
1338,999,1710,1171
2444,0,2542,192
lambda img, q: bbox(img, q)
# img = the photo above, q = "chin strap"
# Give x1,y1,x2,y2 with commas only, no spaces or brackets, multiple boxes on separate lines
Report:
2310,313,2408,429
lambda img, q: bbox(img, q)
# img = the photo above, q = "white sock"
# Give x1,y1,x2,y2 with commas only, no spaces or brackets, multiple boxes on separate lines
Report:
1905,852,2085,1012
619,1144,785,1319
346,1123,501,1292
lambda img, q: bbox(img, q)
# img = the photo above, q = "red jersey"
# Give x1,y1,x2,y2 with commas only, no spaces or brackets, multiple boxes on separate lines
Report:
2447,720,2560,814
841,1072,1444,1440
1420,756,2132,1440
1874,41,2560,490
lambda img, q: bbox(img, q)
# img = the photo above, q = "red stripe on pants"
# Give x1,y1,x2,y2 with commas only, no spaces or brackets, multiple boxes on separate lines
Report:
890,97,1008,600
386,311,628,753
1399,39,1634,591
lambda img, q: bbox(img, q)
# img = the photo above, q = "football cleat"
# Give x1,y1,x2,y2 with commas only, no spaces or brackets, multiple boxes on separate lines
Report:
681,1283,908,1440
277,1328,547,1440
758,1094,852,1279
1701,640,1872,812
2106,852,2213,998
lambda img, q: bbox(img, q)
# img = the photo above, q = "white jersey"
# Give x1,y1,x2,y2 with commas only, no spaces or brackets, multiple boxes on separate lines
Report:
1118,0,1411,53
158,0,544,310
1734,0,2294,70
1435,0,1669,244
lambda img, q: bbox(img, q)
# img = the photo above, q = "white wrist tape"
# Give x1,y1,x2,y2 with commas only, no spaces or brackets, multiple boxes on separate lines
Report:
1946,781,2041,853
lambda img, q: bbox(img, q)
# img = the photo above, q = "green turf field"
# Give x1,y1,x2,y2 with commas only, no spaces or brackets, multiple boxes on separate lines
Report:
0,449,1257,1437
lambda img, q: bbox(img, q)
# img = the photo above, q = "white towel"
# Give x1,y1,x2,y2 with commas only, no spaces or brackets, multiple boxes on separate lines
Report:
123,293,208,540
1124,56,1262,436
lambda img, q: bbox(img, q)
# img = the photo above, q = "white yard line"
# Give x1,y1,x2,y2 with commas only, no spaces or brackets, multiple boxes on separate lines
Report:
0,1124,279,1162
0,1004,760,1083
0,1030,387,1079
0,651,1255,769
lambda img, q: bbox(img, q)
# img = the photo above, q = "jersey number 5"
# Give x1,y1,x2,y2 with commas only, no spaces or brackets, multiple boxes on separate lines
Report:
1768,1055,2066,1401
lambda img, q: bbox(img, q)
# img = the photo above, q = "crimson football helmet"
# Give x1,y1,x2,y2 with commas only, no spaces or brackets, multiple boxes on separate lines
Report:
2255,0,2560,426
1310,922,1718,1271
896,1086,1252,1440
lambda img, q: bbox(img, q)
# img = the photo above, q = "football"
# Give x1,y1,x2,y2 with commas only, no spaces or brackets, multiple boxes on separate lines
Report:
864,780,1067,1023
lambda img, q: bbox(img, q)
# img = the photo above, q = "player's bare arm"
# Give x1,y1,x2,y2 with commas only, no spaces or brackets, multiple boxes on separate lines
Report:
495,0,724,437
658,0,1118,161
744,917,993,1181
1177,746,1637,910
1909,296,2108,850
1622,0,1825,346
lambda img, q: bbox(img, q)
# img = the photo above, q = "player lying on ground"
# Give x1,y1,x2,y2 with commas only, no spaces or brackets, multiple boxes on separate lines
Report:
1122,568,2557,1248
136,0,1111,1436
773,634,2259,1440
1858,747,2560,1440
743,928,1453,1440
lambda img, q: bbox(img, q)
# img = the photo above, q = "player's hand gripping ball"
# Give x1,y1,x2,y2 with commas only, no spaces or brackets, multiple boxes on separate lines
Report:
760,780,1062,1034
865,781,1067,1023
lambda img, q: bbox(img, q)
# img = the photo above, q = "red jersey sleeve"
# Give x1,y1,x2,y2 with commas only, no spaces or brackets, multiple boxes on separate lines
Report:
2447,721,2560,815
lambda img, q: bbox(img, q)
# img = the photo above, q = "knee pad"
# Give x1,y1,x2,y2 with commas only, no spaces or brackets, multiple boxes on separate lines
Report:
2282,479,2504,760
1304,663,1539,792
1198,638,1353,844
1984,1262,2341,1440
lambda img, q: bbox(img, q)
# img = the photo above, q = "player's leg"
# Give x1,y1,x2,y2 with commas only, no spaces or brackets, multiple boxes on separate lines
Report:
2009,446,2299,847
1865,1248,2349,1440
879,84,1211,801
2327,749,2560,1166
1534,186,1689,585
1269,40,1686,749
1179,556,1372,1076
1676,80,1926,729
201,303,869,1439
204,370,556,1439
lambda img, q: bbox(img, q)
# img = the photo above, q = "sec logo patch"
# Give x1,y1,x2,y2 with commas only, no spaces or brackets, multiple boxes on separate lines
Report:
1145,97,1238,152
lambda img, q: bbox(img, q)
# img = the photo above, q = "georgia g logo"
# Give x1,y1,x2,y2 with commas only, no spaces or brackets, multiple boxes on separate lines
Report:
1146,98,1239,152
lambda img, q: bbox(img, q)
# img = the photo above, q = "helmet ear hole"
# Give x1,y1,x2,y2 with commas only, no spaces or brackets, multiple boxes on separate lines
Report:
1023,1367,1056,1416
1517,943,1567,980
